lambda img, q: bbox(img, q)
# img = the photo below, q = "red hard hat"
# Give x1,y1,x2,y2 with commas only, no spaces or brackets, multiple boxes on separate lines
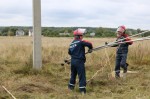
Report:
116,25,126,33
73,28,86,36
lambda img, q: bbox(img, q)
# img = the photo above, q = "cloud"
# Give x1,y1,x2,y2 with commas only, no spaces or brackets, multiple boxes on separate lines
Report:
0,0,150,29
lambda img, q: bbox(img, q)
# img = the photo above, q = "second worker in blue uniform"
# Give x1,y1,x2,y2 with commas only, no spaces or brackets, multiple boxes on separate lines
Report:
68,28,93,94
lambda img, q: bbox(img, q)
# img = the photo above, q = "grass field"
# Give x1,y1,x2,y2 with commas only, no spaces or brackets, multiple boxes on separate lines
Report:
0,36,150,99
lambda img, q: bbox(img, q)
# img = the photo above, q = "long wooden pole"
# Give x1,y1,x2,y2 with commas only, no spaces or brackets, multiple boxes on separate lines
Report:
2,86,16,99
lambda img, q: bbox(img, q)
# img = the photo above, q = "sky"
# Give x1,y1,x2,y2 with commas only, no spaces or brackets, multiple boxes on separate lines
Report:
0,0,150,30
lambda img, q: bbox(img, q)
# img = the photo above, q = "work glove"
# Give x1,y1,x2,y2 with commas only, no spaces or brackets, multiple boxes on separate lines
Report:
88,49,92,53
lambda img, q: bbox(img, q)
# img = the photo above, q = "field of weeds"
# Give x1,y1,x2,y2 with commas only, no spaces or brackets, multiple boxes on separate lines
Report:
0,36,150,99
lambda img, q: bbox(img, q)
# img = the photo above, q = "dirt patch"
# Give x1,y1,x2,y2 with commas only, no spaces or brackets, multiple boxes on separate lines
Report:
16,83,54,93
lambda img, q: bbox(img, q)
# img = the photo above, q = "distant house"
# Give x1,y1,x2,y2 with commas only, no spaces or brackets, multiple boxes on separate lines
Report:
28,29,33,36
16,29,25,36
59,33,70,36
90,32,95,37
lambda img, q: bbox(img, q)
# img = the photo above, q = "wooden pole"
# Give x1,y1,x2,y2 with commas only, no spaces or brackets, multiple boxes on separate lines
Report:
2,86,16,99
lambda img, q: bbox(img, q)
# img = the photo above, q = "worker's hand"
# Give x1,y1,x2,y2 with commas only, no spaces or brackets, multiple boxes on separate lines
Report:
88,49,92,53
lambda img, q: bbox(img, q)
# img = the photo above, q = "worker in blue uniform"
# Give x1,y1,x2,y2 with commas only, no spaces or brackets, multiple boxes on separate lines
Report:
68,28,93,94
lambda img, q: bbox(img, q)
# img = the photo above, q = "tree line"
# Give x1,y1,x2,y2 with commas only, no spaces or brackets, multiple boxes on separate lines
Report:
0,26,141,37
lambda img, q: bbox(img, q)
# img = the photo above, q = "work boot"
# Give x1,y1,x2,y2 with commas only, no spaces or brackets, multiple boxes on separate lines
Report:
80,88,86,94
123,69,127,73
68,85,74,91
123,63,128,73
115,73,120,79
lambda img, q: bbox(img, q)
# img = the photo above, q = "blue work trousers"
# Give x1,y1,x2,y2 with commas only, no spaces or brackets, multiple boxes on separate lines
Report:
68,59,86,93
115,53,128,77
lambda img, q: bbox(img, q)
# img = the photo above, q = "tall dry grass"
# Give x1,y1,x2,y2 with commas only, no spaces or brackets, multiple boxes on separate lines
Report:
0,36,150,99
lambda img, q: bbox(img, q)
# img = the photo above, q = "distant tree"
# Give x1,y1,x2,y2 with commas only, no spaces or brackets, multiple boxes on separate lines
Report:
0,26,139,37
1,27,9,36
42,28,51,36
137,28,141,33
23,28,29,35
9,27,17,36
95,27,103,37
10,27,17,33
8,30,15,36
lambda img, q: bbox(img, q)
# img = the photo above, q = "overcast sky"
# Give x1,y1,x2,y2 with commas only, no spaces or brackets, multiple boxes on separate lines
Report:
0,0,150,30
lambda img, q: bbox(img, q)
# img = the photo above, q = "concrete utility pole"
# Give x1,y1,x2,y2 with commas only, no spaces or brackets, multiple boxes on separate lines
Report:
32,0,42,69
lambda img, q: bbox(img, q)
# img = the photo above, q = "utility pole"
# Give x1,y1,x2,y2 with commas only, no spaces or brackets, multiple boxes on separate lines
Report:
32,0,42,70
